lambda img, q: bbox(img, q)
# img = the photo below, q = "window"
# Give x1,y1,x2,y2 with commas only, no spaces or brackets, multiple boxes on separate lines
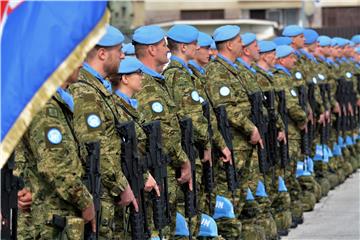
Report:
250,9,266,20
180,10,224,20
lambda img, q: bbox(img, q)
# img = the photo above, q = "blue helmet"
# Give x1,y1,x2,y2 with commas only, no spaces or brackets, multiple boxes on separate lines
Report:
175,212,189,236
198,214,218,237
278,176,288,192
213,195,235,220
255,180,268,198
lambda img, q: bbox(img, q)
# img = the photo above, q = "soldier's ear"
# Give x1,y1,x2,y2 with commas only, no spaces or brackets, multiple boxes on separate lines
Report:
97,47,107,61
148,45,157,57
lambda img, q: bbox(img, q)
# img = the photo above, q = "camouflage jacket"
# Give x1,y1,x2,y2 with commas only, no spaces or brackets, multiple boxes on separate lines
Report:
205,55,255,151
69,68,128,200
20,92,93,225
164,59,211,149
134,70,188,168
189,62,227,150
273,68,307,140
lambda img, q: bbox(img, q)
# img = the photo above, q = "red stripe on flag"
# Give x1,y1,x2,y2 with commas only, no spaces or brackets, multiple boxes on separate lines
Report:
1,0,9,22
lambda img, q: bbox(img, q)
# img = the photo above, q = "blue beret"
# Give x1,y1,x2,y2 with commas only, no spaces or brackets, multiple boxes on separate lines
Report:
241,32,257,46
198,32,213,47
132,25,165,45
276,45,294,58
258,40,276,53
317,35,331,47
351,35,360,44
349,40,355,47
273,37,292,46
97,25,124,47
332,37,347,47
212,25,240,42
304,29,319,45
355,47,360,54
282,25,304,37
210,41,217,50
122,43,135,55
118,57,144,74
167,24,199,43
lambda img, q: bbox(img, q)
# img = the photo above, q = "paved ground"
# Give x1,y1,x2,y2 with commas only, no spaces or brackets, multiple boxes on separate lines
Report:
283,170,360,240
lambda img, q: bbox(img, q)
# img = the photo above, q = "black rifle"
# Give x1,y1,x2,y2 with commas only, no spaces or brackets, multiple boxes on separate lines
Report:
143,120,170,239
117,121,149,240
1,153,23,240
213,105,238,201
200,101,214,214
335,78,346,137
307,81,317,144
83,141,101,240
178,117,197,240
277,90,290,169
319,83,329,159
249,91,270,175
297,85,311,156
263,90,278,186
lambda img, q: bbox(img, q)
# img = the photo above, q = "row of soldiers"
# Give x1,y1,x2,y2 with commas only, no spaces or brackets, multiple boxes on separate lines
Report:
4,23,360,240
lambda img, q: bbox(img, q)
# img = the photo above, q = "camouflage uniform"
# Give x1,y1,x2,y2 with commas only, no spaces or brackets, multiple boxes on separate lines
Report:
205,55,262,239
69,67,129,239
134,67,191,239
273,65,307,225
19,92,93,239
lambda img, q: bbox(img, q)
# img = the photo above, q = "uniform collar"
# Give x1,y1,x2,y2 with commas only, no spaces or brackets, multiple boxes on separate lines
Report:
141,65,165,80
56,87,74,112
188,60,206,75
237,57,257,74
275,64,292,77
300,49,318,63
115,90,138,109
170,55,193,75
83,62,112,92
256,64,274,77
217,53,238,70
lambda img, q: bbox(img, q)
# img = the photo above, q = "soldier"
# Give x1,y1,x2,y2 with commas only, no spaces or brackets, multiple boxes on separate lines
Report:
255,40,291,238
235,32,278,240
188,31,232,215
69,25,137,239
205,25,264,239
131,25,193,239
273,44,308,228
123,43,135,57
19,66,96,239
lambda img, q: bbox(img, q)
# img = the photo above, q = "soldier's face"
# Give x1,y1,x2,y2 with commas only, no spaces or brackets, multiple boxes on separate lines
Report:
264,51,276,67
245,41,260,61
293,34,304,49
282,54,296,69
104,45,125,76
231,35,243,57
154,39,169,65
184,41,199,59
124,72,143,93
195,46,211,65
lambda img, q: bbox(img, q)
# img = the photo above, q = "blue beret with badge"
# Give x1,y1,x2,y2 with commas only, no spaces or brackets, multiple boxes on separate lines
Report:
241,32,257,46
258,40,276,53
97,25,124,47
122,43,135,55
351,34,360,44
276,45,294,58
167,24,199,43
273,36,292,46
304,29,319,45
132,25,165,45
118,56,144,74
282,25,304,37
212,25,240,42
197,32,213,47
317,35,331,47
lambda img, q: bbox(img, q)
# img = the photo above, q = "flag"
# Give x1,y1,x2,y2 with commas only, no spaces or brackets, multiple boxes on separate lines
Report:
1,1,110,167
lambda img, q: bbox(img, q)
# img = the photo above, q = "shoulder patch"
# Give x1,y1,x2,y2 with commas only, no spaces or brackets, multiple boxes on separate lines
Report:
219,86,230,97
318,73,325,80
46,128,62,144
312,77,317,84
191,90,200,102
295,72,302,80
86,113,102,128
151,101,164,113
345,72,352,78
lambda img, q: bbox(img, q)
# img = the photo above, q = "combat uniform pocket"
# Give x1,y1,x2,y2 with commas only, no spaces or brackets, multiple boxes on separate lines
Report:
99,200,115,238
64,216,85,240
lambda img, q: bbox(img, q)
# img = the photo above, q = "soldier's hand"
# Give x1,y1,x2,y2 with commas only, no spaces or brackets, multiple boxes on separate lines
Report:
118,185,139,212
18,188,32,210
325,110,331,123
220,147,232,165
82,203,96,232
250,127,261,145
277,131,286,144
357,99,360,107
202,148,212,166
318,113,326,125
145,173,160,197
348,103,354,116
177,160,192,184
334,102,341,115
299,122,308,132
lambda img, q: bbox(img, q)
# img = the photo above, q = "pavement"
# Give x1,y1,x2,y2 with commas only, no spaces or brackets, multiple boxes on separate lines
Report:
282,170,360,240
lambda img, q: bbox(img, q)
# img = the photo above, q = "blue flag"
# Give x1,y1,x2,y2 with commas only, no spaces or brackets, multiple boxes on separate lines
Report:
1,1,109,166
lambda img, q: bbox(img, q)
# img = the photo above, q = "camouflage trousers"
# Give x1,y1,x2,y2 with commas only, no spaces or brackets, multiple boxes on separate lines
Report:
17,210,35,240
